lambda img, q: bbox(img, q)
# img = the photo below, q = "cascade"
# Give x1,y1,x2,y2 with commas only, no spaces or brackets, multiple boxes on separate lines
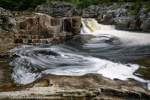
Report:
81,18,150,46
62,18,66,32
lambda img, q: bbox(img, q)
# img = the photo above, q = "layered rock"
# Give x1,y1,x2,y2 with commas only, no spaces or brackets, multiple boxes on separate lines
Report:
36,2,150,32
35,2,81,17
0,7,81,54
14,14,81,45
82,5,100,18
95,3,150,32
0,7,16,54
0,74,150,99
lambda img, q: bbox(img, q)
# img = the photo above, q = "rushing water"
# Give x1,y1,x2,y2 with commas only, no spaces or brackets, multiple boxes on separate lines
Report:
9,19,150,89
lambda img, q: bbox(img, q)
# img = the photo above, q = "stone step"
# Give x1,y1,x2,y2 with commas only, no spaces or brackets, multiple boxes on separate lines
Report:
15,43,44,46
14,34,44,39
14,38,53,44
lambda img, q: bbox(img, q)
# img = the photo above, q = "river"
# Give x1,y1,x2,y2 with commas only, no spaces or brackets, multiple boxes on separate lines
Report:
9,18,150,90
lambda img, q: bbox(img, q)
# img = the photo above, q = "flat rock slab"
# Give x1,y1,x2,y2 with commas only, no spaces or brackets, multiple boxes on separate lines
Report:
0,73,150,99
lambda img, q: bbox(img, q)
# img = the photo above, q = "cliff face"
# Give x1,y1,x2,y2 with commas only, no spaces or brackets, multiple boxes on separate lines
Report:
36,2,150,32
0,7,81,54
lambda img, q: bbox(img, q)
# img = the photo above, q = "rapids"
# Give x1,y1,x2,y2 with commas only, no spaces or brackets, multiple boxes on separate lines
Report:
9,18,150,90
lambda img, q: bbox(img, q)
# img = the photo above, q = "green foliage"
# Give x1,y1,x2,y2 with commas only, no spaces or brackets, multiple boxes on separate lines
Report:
118,0,125,2
0,0,46,11
145,2,150,13
0,0,149,11
132,0,143,12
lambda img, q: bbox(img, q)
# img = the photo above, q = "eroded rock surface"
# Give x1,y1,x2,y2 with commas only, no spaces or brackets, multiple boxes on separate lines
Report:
0,8,81,55
36,2,150,32
35,2,81,17
0,7,16,55
0,74,150,100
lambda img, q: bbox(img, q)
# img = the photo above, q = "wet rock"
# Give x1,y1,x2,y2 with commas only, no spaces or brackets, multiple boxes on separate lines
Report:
64,18,72,32
63,17,81,35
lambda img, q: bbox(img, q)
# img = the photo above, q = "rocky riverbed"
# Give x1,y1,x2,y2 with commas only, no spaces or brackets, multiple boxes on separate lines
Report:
0,2,150,100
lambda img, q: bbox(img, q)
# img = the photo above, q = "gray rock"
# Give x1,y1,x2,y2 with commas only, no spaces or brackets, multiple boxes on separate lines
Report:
114,16,137,30
0,7,12,17
141,17,150,32
0,7,16,31
130,20,139,30
82,5,100,18
35,2,81,17
35,4,53,15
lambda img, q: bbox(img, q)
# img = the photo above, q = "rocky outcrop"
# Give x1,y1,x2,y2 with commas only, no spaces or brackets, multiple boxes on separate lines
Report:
141,18,150,31
95,3,150,32
82,5,100,18
0,7,16,54
0,74,150,99
14,14,81,45
36,2,150,32
0,8,81,54
35,2,81,17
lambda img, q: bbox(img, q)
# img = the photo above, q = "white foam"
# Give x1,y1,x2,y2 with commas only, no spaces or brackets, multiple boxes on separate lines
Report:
81,18,150,46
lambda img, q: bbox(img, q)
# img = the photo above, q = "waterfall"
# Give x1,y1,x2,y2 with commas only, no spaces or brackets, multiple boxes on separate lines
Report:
81,18,150,46
81,18,115,34
62,18,65,32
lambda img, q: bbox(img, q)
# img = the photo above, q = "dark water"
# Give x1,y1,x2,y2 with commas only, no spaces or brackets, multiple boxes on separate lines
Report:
9,32,150,90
